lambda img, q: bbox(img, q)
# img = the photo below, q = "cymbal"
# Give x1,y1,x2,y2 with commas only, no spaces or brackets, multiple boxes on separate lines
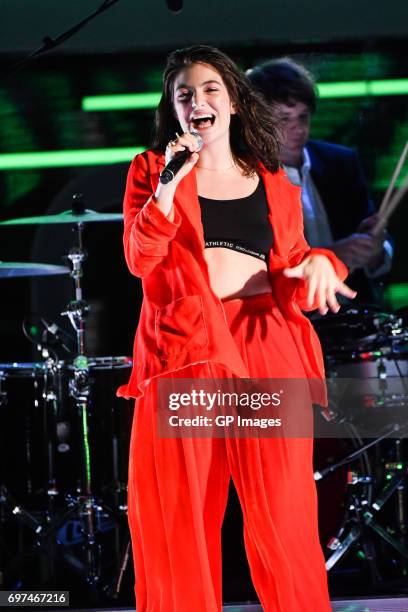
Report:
0,209,123,226
0,262,70,278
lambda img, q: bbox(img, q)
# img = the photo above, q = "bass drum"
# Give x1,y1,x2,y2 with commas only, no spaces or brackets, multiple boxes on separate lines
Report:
0,357,133,505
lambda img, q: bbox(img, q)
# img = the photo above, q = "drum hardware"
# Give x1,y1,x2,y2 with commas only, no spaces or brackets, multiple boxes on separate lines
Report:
18,324,75,501
394,439,408,549
346,471,373,486
22,315,76,360
31,195,126,586
0,197,129,591
0,372,7,408
315,422,404,482
0,486,43,535
102,538,131,600
313,303,408,582
312,306,407,357
323,460,408,578
38,357,61,501
315,424,408,572
0,358,63,540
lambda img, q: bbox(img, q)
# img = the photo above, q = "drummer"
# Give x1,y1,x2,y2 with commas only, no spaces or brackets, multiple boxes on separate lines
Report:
246,58,393,304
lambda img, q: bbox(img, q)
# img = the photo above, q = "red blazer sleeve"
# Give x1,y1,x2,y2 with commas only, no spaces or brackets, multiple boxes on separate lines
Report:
123,153,182,278
286,193,348,312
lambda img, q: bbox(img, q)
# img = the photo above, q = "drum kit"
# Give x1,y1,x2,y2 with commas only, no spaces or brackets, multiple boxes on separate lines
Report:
0,197,133,596
1,195,408,594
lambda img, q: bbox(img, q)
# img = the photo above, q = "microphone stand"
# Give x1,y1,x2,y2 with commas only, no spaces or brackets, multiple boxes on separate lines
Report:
5,0,122,79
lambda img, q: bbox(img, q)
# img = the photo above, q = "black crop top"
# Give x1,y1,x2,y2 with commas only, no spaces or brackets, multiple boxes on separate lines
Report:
198,179,273,262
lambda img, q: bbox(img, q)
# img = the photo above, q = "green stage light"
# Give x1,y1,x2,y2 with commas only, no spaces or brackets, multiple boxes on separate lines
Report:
81,79,408,112
371,79,408,96
82,92,161,111
0,147,144,170
318,82,368,98
384,283,408,310
318,79,408,99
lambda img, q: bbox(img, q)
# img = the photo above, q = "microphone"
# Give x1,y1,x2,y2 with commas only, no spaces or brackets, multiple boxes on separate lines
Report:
159,131,203,184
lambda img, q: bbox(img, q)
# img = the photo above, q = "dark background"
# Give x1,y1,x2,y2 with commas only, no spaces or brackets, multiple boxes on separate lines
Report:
1,0,408,362
1,42,408,362
1,0,408,606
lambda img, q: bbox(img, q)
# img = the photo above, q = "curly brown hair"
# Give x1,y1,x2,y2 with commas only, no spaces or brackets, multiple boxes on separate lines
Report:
152,45,281,175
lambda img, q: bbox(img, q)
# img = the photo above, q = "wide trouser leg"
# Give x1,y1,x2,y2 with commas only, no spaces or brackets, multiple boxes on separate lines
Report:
226,436,330,612
128,292,331,611
222,293,331,612
127,365,230,612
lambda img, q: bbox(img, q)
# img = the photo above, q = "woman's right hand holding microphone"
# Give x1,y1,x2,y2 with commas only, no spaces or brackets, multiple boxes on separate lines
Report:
153,132,202,220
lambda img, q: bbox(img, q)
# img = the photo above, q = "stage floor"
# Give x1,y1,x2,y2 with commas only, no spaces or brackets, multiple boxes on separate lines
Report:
61,597,408,612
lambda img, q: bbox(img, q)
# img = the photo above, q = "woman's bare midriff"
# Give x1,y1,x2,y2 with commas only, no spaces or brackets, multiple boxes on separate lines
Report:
204,247,272,300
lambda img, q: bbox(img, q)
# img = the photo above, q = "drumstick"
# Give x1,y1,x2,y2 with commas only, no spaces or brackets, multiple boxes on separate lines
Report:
372,169,408,235
378,140,408,217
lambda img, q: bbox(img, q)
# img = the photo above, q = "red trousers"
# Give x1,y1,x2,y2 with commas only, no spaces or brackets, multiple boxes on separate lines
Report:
127,293,331,611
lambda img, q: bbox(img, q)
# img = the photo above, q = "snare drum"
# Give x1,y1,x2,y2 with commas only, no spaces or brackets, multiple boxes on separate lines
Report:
311,307,408,432
311,306,408,376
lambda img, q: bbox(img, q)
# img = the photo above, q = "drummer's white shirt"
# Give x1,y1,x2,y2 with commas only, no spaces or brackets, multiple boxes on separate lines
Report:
283,148,333,248
283,148,392,279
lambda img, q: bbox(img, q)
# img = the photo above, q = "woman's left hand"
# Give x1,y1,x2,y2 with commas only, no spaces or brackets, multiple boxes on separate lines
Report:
283,254,357,315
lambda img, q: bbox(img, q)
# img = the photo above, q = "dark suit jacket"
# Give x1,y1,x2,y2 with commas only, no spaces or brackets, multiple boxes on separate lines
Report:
306,140,382,303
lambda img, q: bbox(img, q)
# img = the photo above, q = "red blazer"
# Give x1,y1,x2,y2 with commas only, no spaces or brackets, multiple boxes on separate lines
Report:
117,150,347,401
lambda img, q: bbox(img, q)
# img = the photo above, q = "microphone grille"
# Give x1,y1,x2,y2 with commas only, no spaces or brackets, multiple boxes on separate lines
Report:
190,130,204,152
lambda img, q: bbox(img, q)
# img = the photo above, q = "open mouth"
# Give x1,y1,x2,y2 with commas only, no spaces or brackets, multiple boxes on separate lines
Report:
190,114,216,129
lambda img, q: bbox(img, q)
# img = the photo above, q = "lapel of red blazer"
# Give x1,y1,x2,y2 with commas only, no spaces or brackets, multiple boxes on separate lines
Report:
151,153,205,253
258,163,293,269
174,169,206,250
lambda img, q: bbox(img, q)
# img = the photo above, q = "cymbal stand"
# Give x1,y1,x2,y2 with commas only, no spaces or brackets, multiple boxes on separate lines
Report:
39,213,125,586
59,218,102,583
61,219,92,493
